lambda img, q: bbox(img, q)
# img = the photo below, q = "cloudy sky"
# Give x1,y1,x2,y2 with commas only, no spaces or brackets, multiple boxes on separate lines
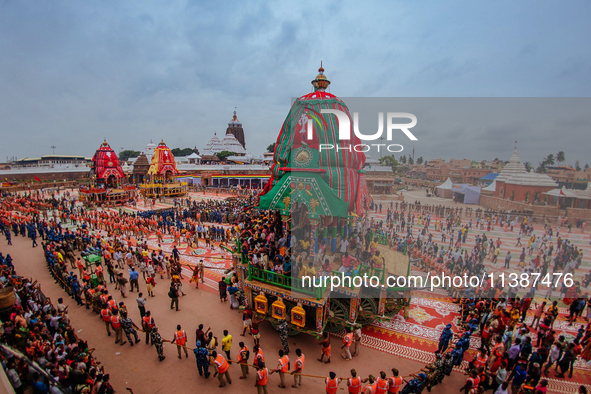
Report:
1,0,590,165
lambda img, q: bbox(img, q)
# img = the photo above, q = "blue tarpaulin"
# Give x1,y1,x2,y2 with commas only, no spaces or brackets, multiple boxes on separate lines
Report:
479,173,498,185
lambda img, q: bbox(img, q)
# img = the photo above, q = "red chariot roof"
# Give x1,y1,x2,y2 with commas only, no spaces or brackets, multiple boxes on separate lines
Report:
91,140,125,180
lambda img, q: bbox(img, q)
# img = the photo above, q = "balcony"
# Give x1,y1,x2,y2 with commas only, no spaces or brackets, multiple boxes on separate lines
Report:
248,265,326,299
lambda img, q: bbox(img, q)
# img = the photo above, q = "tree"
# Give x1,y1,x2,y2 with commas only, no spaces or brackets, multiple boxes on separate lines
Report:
545,154,555,166
266,143,276,153
556,151,566,164
575,160,581,171
119,150,141,162
379,155,399,174
536,162,547,173
408,156,414,165
585,163,590,170
399,155,407,164
524,162,533,172
216,151,239,161
417,157,423,165
171,147,197,157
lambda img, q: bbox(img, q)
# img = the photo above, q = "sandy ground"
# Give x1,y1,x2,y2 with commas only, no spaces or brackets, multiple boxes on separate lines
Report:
378,245,410,277
2,235,466,394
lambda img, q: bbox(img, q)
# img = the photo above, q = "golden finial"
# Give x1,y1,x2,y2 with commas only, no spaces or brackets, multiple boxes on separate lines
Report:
312,62,330,92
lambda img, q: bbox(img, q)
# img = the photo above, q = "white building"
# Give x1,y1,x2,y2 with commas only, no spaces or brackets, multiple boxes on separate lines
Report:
202,132,246,156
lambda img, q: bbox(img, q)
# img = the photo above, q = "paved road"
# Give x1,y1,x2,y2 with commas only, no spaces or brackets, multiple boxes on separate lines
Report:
2,235,465,394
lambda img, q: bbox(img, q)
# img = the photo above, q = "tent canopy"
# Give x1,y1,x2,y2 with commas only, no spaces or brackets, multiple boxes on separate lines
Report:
435,178,454,198
452,184,481,204
436,178,453,189
482,180,496,192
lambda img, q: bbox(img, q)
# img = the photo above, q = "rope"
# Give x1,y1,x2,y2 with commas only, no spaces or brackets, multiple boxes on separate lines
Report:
131,337,427,382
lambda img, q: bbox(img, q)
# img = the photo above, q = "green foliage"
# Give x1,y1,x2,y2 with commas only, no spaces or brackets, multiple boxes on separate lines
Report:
119,150,141,162
266,142,276,153
399,155,407,164
524,162,533,172
545,154,555,166
171,147,197,157
379,155,399,174
536,163,547,173
216,151,239,161
417,157,423,165
556,151,566,163
537,153,557,173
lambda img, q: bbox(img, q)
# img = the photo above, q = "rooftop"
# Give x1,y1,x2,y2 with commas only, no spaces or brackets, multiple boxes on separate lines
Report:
492,146,557,189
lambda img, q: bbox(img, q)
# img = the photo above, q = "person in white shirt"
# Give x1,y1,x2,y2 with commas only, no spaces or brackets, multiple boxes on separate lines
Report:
494,381,509,394
114,251,123,267
340,239,349,254
6,360,22,392
544,342,562,375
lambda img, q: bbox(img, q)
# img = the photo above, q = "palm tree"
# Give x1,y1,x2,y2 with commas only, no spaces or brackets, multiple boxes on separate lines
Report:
545,154,555,166
524,162,532,172
556,151,566,164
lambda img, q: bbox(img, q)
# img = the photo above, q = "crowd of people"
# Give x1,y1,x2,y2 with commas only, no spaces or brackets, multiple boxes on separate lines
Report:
0,252,115,393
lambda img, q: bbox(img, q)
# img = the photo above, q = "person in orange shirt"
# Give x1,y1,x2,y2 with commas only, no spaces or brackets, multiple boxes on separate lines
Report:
275,349,290,388
342,327,354,361
388,369,404,394
362,374,377,394
375,371,389,394
142,311,155,345
291,348,305,388
172,324,188,359
211,351,232,388
110,308,123,344
236,342,250,379
96,265,105,285
255,362,273,394
347,369,362,394
76,258,85,277
100,303,112,336
326,371,341,394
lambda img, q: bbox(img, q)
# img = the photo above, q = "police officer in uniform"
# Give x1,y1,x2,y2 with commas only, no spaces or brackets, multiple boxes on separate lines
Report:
194,341,211,378
422,353,445,392
278,319,290,354
150,327,166,361
120,311,140,345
